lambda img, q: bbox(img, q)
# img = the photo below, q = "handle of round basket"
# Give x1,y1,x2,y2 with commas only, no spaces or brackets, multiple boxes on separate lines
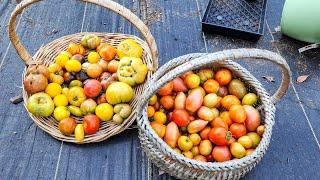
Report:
8,0,158,67
148,53,205,83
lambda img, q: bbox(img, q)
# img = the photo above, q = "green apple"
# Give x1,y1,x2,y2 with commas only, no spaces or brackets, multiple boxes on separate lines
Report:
27,92,54,117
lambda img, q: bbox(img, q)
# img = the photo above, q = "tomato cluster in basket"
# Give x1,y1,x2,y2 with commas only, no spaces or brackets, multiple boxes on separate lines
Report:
148,68,265,162
24,34,148,142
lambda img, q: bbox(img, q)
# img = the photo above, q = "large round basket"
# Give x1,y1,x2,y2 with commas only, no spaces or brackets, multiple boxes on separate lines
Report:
137,49,291,179
9,0,158,143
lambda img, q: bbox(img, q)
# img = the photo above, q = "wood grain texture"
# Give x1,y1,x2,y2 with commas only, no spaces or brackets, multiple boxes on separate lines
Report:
0,0,319,179
266,0,320,144
0,0,85,179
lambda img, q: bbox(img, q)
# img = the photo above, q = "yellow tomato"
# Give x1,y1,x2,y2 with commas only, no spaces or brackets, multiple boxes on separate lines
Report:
53,94,68,106
117,39,143,58
147,106,155,117
95,103,114,121
45,83,62,98
53,106,70,121
49,74,64,85
62,87,69,96
74,124,85,142
153,111,167,124
65,59,82,72
60,51,72,58
55,54,69,68
87,51,101,64
148,95,157,105
48,63,62,73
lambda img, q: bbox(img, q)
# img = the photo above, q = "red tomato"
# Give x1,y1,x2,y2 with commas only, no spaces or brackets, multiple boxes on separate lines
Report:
208,127,231,146
212,146,232,162
229,123,247,138
83,114,100,135
171,109,190,127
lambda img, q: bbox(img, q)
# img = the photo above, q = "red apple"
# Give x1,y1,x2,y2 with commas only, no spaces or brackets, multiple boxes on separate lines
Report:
84,79,102,98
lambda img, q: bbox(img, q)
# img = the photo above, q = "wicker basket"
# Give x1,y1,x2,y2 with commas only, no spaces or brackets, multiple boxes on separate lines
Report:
8,0,158,143
137,49,291,179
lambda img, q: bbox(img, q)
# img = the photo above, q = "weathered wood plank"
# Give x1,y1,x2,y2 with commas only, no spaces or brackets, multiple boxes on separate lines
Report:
140,0,206,179
197,0,320,179
266,0,320,144
0,1,85,179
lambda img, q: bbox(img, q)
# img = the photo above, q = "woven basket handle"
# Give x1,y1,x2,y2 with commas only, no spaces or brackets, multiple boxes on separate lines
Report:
8,0,158,66
143,49,291,107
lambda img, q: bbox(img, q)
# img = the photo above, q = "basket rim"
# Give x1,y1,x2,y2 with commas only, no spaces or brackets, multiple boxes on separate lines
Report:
137,52,277,171
22,32,157,144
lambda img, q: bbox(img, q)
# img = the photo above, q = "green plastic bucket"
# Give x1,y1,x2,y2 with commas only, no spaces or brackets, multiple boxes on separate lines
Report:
281,0,320,44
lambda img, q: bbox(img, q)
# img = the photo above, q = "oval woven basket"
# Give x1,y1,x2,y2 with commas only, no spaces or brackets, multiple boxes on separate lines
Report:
137,49,291,179
9,0,158,143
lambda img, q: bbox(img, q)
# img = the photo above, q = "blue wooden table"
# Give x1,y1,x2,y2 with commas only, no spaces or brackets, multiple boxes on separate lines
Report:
0,0,319,179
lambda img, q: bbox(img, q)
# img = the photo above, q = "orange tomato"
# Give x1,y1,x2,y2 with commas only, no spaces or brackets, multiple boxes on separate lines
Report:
246,149,255,156
154,111,167,124
203,79,219,93
229,105,247,123
107,60,119,73
220,111,233,126
97,44,116,61
87,64,103,78
158,82,173,96
229,123,247,138
221,95,241,110
147,106,155,117
215,68,232,86
180,71,193,80
200,127,211,140
67,43,85,55
184,74,200,89
256,125,265,136
150,121,166,138
160,96,174,110
210,117,228,130
193,155,207,162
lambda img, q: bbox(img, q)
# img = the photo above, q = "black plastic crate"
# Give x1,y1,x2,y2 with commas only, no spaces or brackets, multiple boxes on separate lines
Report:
202,0,267,41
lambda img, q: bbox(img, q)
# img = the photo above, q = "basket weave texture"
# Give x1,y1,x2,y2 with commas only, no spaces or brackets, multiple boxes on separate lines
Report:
137,49,291,179
9,0,158,143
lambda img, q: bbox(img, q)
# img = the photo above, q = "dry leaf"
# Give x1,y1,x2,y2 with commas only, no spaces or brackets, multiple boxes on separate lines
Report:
262,76,275,82
297,75,309,83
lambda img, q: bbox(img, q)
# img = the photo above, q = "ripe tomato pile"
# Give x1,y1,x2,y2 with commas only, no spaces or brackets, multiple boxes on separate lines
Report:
24,34,149,142
148,68,265,162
